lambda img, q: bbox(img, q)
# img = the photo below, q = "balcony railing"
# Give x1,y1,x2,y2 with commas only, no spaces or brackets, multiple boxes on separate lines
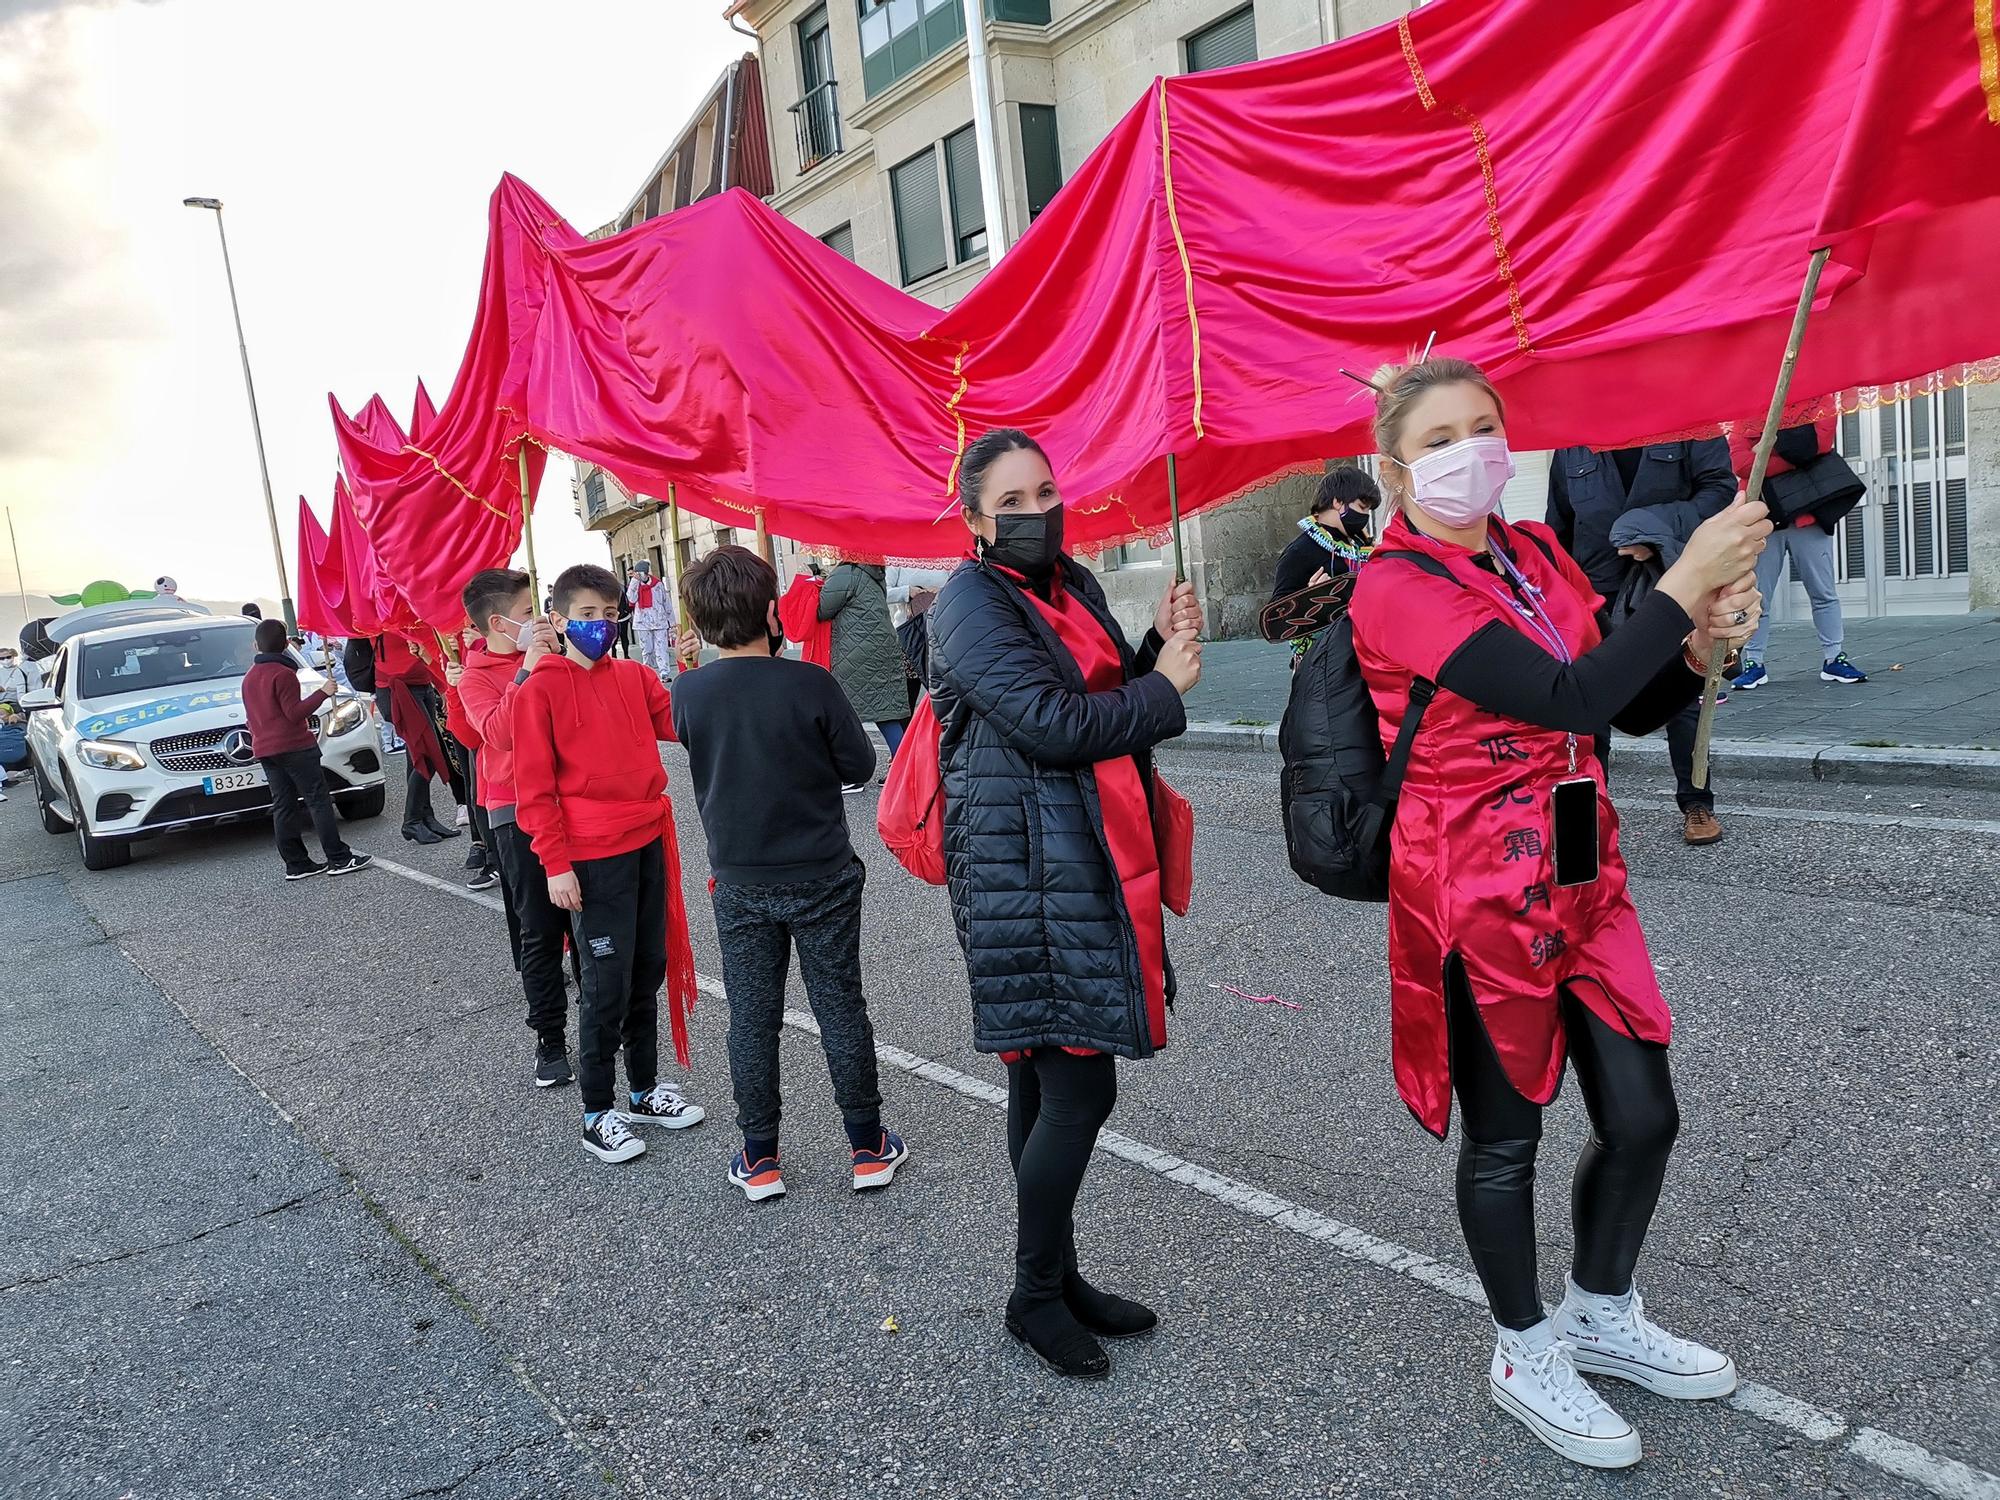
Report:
788,81,842,174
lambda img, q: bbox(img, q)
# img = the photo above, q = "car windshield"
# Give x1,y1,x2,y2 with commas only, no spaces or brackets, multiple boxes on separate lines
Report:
77,625,257,700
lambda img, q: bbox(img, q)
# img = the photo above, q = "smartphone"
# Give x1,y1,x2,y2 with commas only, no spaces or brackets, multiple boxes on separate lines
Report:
1551,777,1601,887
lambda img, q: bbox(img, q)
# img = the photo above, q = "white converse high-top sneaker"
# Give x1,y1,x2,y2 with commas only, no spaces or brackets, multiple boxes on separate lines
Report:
1554,1280,1737,1399
1489,1321,1642,1469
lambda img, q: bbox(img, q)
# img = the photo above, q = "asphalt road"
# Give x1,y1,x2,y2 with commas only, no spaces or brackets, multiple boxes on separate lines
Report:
2,739,1995,1500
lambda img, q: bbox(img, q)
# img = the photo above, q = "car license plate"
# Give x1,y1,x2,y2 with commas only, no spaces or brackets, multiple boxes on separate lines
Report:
203,768,265,794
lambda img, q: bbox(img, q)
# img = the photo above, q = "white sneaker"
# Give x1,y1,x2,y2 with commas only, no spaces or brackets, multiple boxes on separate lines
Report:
582,1109,645,1164
1555,1280,1738,1399
624,1084,706,1130
1489,1323,1642,1469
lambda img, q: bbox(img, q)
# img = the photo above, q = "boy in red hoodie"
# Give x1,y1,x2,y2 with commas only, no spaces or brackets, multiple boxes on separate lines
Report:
243,617,372,880
457,568,576,1090
514,564,706,1163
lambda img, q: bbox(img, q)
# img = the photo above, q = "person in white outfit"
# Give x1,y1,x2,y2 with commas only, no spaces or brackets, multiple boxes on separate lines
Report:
0,646,43,704
625,560,675,677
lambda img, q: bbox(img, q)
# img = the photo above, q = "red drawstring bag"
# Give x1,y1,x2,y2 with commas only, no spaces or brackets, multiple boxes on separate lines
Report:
1152,771,1194,917
878,693,946,885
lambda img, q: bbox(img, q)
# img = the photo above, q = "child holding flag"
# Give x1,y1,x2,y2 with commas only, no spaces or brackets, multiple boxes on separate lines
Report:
513,564,705,1163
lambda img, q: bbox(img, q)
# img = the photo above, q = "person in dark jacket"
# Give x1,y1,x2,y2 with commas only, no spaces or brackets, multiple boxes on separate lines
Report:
1269,466,1380,662
244,618,371,880
817,562,909,771
927,427,1204,1381
1547,438,1737,845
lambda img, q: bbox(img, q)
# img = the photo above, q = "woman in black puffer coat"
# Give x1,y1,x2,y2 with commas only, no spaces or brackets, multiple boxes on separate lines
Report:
927,428,1204,1380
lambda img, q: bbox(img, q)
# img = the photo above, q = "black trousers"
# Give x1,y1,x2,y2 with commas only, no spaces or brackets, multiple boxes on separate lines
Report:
465,753,496,870
569,837,667,1113
1665,698,1714,812
712,859,881,1142
261,748,350,872
1006,1050,1118,1304
1447,963,1679,1330
491,821,570,1044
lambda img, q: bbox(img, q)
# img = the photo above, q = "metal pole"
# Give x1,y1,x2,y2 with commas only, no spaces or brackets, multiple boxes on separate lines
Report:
516,444,544,612
1166,452,1186,582
207,209,295,634
1690,245,1833,789
959,0,1011,264
6,508,28,634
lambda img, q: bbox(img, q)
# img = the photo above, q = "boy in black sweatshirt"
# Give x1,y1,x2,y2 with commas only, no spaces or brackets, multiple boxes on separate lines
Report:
672,546,908,1202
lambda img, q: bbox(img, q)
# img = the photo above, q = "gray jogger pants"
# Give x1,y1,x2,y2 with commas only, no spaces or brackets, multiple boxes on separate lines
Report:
711,857,881,1142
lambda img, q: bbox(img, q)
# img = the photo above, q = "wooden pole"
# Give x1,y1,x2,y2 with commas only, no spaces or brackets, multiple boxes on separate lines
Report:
1166,452,1186,582
754,505,774,566
1690,245,1833,790
516,443,543,613
669,485,699,671
6,507,28,636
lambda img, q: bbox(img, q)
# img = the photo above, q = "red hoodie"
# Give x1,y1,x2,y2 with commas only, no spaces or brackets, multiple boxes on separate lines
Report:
244,654,331,758
455,639,529,811
512,653,678,877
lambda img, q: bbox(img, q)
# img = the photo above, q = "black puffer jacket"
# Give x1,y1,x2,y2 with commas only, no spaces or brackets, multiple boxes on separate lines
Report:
926,555,1185,1058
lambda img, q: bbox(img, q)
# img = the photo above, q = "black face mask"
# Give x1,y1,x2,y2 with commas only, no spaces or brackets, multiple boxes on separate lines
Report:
1340,508,1372,539
767,629,786,658
981,504,1066,580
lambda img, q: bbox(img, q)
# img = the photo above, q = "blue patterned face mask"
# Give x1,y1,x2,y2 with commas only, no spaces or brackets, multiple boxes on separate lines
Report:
564,618,617,661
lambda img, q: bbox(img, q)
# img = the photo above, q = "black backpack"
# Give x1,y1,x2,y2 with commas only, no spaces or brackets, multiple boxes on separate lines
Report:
1280,534,1563,902
342,637,377,695
1277,550,1451,901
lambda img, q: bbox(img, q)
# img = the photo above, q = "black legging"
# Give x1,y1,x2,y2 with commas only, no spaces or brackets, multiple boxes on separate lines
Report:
1447,961,1679,1331
1006,1050,1117,1304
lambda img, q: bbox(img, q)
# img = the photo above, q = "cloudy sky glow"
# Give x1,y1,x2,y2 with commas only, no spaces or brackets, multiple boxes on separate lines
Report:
0,0,744,607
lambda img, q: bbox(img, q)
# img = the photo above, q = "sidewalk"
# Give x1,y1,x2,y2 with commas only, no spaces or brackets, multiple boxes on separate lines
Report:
1183,613,2000,783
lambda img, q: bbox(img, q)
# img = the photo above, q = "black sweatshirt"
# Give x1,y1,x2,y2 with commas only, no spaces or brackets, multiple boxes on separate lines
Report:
1436,560,1700,739
670,655,877,885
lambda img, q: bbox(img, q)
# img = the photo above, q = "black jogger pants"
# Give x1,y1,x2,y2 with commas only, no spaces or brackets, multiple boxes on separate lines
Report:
1447,961,1680,1330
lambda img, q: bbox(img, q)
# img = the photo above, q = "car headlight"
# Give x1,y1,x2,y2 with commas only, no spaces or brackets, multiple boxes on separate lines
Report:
77,738,145,771
323,697,367,737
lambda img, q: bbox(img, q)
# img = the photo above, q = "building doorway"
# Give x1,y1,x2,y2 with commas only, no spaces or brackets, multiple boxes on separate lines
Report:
1782,387,1972,621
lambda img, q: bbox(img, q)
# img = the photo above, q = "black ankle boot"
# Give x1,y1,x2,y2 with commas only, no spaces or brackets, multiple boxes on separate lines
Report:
1063,1272,1157,1338
1005,1294,1110,1380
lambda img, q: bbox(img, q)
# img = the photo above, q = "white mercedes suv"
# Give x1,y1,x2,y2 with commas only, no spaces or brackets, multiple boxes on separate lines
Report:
21,609,387,869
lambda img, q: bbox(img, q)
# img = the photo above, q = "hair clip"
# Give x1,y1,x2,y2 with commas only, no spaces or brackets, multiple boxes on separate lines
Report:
1338,367,1385,394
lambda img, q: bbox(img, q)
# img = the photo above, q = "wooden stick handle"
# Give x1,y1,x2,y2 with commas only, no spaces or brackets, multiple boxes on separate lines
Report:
516,442,543,612
1690,246,1832,789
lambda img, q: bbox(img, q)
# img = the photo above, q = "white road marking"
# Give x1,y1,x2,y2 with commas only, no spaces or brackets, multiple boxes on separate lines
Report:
386,859,1998,1500
1626,800,2000,838
1167,765,2000,836
372,856,508,913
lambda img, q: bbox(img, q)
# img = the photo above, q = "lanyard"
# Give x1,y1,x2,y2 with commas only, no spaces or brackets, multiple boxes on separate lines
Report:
1489,544,1580,774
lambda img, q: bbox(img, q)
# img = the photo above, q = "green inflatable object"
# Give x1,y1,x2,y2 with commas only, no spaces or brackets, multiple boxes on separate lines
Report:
50,580,158,607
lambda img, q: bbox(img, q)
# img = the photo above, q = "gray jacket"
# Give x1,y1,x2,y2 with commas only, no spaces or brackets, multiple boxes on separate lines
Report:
817,563,909,723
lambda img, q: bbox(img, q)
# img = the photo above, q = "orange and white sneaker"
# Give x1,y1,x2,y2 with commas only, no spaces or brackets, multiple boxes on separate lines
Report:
728,1149,786,1202
850,1129,909,1191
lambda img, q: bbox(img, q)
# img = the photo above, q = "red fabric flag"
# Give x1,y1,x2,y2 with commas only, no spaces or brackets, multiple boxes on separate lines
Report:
777,574,831,670
332,0,2000,573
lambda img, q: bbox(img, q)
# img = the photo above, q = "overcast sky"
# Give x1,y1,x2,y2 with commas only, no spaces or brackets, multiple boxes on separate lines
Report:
0,0,746,608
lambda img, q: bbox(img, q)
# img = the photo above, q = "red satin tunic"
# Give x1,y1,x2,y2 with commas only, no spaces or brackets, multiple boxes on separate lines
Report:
1002,573,1169,1061
1350,515,1671,1139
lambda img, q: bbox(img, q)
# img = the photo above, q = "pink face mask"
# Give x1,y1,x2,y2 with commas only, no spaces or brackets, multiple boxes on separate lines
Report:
1394,435,1516,528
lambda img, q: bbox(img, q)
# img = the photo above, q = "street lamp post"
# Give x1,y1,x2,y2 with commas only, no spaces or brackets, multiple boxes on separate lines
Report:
182,196,296,634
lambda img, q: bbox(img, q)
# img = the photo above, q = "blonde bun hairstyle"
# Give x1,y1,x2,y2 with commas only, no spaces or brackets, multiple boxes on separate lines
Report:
1369,354,1505,507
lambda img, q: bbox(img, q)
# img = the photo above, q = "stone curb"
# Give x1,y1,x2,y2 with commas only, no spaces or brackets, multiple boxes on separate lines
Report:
1179,721,2000,790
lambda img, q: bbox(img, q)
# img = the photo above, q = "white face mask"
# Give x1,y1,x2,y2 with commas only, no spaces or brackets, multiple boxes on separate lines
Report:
1394,435,1515,528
